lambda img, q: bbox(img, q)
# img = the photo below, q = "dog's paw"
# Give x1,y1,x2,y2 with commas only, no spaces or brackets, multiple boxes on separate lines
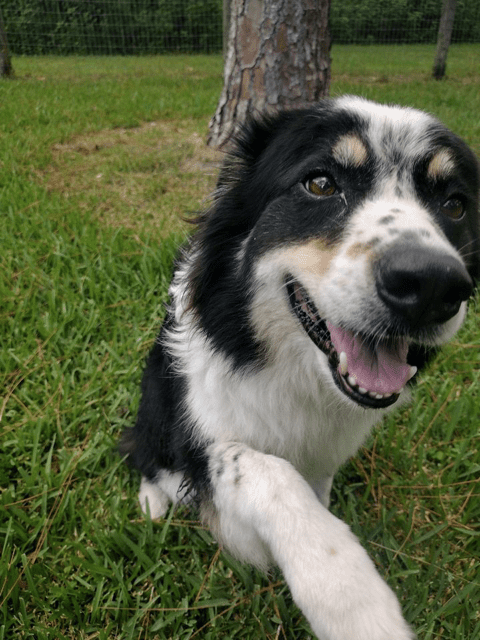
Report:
285,531,415,640
138,477,170,519
298,576,414,640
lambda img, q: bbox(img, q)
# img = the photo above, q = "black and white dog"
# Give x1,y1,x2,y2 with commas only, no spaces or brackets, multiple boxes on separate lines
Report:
121,97,479,639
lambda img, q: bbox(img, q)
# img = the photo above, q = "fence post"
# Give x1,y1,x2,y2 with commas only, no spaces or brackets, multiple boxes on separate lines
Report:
223,0,232,58
0,6,14,77
432,0,457,79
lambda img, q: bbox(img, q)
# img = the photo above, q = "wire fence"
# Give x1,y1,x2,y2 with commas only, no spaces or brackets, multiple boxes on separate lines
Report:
2,0,480,56
3,0,223,55
332,0,480,44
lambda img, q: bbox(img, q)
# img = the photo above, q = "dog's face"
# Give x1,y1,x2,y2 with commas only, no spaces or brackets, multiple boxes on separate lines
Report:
191,97,480,410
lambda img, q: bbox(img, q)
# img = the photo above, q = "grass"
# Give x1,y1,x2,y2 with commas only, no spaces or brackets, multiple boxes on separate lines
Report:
1,44,480,639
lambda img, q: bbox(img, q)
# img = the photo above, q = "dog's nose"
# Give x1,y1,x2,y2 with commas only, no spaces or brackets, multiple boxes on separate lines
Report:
375,245,473,326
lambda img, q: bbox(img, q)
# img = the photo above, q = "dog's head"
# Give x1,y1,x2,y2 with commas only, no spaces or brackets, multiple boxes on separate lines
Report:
189,97,480,409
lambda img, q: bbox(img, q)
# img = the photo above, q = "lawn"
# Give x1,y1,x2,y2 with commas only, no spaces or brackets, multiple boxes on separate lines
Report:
1,45,479,640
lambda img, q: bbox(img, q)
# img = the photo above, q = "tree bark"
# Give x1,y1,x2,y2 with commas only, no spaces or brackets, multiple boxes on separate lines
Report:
208,0,331,148
0,6,13,78
432,0,457,80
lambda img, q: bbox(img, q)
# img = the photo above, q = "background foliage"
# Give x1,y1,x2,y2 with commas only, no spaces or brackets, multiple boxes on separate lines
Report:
332,0,480,44
2,0,224,55
2,0,480,55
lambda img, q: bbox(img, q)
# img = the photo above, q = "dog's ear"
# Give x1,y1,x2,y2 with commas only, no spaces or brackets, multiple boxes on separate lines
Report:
217,105,336,190
452,138,480,283
215,110,296,192
193,110,306,240
471,158,480,283
431,128,480,283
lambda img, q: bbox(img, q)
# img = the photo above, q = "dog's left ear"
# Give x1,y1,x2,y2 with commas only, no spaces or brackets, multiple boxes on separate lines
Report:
473,159,480,282
450,137,480,282
464,157,480,282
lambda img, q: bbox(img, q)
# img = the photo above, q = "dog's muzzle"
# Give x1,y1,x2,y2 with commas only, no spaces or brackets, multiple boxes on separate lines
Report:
286,277,409,409
286,245,473,410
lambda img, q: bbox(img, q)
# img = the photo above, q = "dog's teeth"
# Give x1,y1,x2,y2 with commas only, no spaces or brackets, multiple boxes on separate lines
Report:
347,374,357,388
408,365,418,380
368,391,388,400
358,387,367,394
339,352,348,376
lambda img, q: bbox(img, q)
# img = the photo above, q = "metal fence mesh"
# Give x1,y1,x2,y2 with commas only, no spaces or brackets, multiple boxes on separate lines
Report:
2,0,480,55
3,0,223,55
331,0,480,44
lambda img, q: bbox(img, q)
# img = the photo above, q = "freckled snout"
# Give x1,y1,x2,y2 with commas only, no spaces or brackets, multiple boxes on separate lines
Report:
374,245,473,327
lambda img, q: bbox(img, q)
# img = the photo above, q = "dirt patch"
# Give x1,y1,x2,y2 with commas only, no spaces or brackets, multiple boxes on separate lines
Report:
42,120,223,237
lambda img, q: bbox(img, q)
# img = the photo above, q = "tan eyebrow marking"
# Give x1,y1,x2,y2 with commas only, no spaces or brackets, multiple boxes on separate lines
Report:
332,134,368,168
427,149,456,180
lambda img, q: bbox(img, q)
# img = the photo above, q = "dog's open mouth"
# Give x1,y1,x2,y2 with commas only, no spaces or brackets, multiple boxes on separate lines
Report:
286,277,417,409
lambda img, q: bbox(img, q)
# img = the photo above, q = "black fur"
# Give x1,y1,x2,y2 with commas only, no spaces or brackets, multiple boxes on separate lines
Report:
119,313,210,496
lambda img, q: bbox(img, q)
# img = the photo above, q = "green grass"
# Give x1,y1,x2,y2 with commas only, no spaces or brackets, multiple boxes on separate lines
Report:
1,45,480,639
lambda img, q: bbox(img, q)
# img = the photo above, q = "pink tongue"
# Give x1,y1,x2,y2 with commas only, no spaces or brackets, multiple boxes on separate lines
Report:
327,322,410,395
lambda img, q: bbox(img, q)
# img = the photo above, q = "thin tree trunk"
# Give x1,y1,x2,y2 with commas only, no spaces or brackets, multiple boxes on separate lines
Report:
208,0,331,148
432,0,457,80
0,6,13,78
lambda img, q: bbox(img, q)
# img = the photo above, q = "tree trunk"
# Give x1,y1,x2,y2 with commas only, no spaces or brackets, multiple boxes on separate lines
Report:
0,6,13,78
208,0,331,148
432,0,457,80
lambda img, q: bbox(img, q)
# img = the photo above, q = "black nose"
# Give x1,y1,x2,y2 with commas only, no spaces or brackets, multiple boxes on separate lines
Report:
375,245,473,327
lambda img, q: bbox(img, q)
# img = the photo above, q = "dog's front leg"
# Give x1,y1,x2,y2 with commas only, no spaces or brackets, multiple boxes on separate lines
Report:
207,442,415,640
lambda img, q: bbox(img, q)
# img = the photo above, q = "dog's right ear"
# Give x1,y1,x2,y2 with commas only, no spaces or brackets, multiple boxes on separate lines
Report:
215,111,284,191
217,107,320,189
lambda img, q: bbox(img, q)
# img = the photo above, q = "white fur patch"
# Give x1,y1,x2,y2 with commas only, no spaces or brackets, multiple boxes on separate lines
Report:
138,471,190,519
334,95,435,163
139,477,170,519
207,442,415,639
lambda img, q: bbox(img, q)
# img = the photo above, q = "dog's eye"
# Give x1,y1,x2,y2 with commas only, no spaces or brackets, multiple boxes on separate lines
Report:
305,175,337,197
441,197,465,220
